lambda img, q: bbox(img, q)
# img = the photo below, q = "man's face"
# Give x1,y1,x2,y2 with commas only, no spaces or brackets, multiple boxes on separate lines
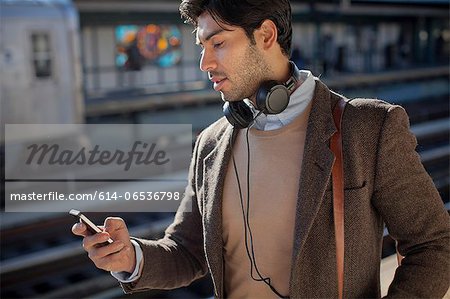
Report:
196,12,271,103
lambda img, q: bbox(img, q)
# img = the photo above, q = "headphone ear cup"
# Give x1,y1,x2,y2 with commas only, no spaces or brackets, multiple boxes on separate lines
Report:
223,101,254,129
256,81,290,114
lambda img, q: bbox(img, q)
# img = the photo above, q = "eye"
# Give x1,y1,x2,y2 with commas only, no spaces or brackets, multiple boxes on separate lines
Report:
213,41,224,49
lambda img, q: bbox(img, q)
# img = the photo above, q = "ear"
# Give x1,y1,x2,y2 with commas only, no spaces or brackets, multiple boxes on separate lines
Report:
254,19,278,51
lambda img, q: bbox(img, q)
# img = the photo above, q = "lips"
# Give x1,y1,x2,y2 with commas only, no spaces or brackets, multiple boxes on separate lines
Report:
213,79,226,91
212,78,227,91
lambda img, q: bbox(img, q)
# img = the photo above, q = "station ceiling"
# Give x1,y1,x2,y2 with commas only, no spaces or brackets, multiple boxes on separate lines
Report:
73,0,448,26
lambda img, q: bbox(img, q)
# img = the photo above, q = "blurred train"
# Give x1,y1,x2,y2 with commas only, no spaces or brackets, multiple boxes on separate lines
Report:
1,0,449,123
0,0,84,144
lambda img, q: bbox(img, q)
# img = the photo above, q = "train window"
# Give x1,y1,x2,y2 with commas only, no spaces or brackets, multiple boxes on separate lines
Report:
31,33,52,78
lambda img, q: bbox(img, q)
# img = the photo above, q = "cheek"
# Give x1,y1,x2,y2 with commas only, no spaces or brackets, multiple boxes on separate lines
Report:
216,52,226,64
219,49,246,75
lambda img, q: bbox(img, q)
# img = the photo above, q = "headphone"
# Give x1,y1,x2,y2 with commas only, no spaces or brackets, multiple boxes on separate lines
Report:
223,61,302,128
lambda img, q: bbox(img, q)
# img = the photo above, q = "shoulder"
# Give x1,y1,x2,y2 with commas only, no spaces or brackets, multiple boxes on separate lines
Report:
347,97,402,113
330,93,412,147
320,79,406,123
342,96,409,127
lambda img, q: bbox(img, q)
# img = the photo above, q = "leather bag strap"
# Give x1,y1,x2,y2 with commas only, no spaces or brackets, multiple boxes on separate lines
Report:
331,98,404,299
331,98,347,299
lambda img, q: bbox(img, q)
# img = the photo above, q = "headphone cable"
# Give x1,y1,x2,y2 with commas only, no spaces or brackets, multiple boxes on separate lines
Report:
230,117,289,298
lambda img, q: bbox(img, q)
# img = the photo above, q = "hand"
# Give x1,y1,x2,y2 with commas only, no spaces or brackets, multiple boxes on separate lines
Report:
72,217,136,273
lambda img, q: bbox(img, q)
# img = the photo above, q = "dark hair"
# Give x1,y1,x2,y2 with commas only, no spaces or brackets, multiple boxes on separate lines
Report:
179,0,292,57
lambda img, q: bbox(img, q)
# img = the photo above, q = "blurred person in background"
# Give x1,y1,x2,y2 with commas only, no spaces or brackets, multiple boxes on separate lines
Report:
72,0,450,297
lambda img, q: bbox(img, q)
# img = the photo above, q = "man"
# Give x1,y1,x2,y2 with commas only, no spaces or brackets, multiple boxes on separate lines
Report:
72,0,450,298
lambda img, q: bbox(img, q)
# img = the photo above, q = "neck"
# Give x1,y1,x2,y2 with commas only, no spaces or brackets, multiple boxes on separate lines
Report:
272,58,291,83
248,58,291,105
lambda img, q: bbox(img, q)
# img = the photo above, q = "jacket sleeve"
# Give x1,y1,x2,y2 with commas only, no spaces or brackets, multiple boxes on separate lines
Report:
371,105,450,298
120,132,208,293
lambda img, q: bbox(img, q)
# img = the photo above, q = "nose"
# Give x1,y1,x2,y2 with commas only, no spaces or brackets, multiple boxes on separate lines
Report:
199,48,217,72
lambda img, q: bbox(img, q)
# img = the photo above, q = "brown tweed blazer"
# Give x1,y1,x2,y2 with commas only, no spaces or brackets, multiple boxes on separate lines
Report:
122,79,450,298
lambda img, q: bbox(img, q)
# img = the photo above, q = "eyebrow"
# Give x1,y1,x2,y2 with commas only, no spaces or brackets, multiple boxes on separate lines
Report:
196,28,225,45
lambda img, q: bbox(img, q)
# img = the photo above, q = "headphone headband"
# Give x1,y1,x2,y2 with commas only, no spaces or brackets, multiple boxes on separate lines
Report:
285,61,302,94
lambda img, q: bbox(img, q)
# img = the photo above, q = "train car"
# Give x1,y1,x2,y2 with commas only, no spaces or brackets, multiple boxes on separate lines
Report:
0,0,84,143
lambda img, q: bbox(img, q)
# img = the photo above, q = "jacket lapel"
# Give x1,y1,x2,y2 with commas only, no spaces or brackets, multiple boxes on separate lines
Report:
291,80,339,265
202,124,235,297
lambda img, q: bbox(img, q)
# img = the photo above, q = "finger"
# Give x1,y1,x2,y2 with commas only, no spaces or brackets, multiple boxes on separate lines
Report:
89,241,125,260
104,217,127,233
82,232,112,250
94,244,135,272
72,222,88,237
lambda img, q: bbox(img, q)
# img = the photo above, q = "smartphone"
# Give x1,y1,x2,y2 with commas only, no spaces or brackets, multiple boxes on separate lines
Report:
69,209,113,245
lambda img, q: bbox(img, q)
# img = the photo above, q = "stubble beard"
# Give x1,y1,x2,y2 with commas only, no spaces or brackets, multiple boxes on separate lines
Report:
220,43,271,104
